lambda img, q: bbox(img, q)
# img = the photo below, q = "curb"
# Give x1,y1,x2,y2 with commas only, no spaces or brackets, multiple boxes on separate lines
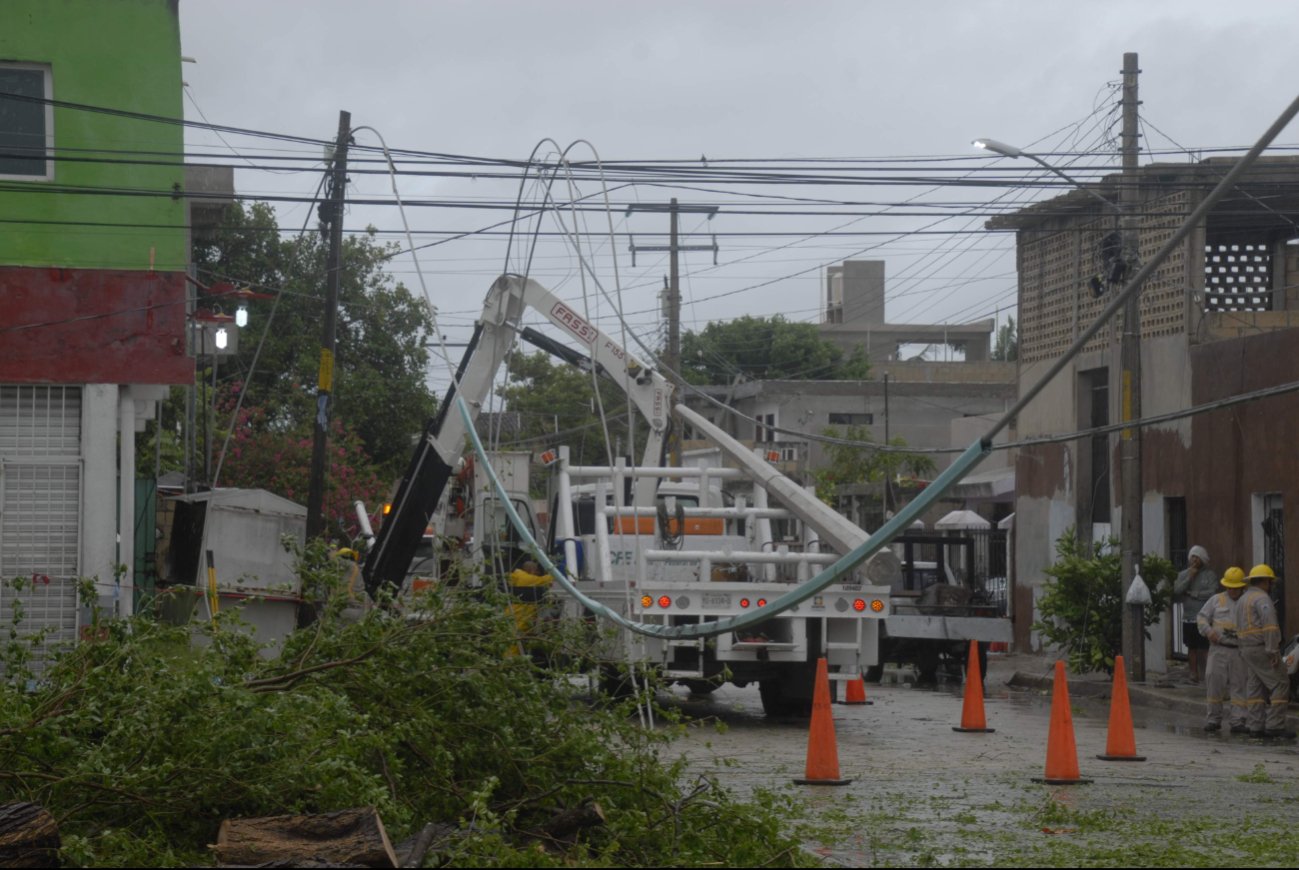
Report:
1008,670,1299,728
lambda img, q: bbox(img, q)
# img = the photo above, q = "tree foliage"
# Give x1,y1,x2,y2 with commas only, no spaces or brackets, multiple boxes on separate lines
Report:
680,315,871,385
191,202,437,478
813,425,936,506
494,349,654,469
1032,530,1175,673
213,388,388,540
992,315,1018,362
0,559,809,867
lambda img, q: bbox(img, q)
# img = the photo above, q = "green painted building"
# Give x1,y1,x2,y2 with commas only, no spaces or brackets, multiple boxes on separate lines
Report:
1,0,194,633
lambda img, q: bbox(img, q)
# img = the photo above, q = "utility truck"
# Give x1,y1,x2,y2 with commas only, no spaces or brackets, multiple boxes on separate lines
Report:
364,274,904,715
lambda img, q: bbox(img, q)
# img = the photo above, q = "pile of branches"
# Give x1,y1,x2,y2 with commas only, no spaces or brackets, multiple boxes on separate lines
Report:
0,547,808,867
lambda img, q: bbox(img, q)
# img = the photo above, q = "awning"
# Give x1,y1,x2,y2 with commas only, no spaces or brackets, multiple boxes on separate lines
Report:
948,465,1015,503
934,509,992,530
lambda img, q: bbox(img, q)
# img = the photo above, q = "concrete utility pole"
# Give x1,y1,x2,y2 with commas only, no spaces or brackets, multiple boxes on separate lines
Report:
306,110,351,540
626,199,718,465
1117,53,1145,682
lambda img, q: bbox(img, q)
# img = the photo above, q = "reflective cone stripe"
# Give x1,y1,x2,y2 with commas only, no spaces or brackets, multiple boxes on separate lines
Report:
794,658,852,786
844,673,872,705
954,639,994,733
1034,659,1092,784
1098,655,1146,761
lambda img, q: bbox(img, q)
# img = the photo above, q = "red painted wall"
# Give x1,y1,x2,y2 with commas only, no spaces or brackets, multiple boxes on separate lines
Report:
1191,329,1299,633
1,266,192,384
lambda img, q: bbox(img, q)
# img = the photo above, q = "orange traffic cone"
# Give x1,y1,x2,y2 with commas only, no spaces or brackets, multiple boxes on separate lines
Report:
1097,655,1145,761
794,657,852,786
843,672,873,706
1033,660,1092,784
953,639,994,733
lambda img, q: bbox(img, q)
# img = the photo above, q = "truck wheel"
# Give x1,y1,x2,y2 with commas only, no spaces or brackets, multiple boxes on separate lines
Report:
598,665,641,700
758,679,811,717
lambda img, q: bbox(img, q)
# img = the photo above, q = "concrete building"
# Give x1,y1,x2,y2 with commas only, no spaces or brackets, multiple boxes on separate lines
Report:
820,259,996,362
0,1,220,647
990,155,1299,661
682,358,1016,528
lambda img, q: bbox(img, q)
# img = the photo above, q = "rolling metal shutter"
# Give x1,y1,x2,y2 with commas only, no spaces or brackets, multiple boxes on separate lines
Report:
0,386,82,668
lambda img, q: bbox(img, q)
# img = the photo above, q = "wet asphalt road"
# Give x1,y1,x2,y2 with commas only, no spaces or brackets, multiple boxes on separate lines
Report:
657,655,1299,866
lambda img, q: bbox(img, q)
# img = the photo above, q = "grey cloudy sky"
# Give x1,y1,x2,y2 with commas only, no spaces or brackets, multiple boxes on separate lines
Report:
178,1,1299,384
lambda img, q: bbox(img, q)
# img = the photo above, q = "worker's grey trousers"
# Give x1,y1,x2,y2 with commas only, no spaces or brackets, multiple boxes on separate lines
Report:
1204,642,1246,727
1240,644,1290,732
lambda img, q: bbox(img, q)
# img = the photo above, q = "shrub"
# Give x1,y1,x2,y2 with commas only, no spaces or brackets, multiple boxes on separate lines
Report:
1031,530,1175,673
0,547,809,867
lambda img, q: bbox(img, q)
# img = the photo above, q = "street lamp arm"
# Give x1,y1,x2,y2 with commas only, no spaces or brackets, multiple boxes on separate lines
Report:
974,138,1116,212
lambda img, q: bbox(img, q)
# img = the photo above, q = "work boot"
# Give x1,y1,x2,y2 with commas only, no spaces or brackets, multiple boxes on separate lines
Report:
1230,723,1250,734
1203,722,1221,732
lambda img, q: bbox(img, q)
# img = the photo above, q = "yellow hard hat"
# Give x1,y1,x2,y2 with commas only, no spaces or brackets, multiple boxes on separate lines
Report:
1220,567,1247,588
1247,563,1277,582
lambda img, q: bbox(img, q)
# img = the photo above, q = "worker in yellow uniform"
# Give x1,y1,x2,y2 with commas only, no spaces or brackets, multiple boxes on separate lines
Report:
1237,564,1295,740
507,560,554,656
1195,567,1248,733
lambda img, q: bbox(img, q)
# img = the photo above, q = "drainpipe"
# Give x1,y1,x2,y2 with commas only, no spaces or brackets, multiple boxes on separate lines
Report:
118,389,135,618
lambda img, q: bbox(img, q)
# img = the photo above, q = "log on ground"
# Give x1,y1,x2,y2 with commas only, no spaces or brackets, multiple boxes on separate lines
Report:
214,806,398,868
0,802,60,868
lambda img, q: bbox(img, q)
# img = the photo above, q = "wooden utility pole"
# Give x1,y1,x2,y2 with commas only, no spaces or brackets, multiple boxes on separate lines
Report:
1117,53,1144,681
306,110,351,540
626,200,718,465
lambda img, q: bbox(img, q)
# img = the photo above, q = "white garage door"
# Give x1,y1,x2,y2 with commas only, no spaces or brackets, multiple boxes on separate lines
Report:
0,386,82,668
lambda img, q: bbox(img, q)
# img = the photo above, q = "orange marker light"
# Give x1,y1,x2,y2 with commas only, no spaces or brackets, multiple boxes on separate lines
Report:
641,595,653,608
870,599,885,612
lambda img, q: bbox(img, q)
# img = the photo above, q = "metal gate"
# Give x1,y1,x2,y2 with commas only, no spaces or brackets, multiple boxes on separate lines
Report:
1262,495,1285,635
0,386,82,670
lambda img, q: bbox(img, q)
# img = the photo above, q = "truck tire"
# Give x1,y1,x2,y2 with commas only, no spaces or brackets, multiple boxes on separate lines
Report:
757,662,827,717
915,647,941,686
598,665,641,700
758,679,811,717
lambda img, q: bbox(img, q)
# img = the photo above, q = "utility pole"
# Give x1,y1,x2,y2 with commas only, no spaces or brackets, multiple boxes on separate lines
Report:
1117,53,1144,681
883,372,891,517
306,110,351,540
626,200,718,465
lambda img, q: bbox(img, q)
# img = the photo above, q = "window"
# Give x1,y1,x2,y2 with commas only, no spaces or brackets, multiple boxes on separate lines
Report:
829,412,873,426
755,413,776,443
0,63,53,180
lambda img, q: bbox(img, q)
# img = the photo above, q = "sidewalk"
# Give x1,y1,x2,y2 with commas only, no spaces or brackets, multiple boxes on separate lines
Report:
993,650,1298,729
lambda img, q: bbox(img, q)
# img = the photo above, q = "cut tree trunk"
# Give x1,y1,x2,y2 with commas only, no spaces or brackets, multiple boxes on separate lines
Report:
214,806,397,868
0,802,60,868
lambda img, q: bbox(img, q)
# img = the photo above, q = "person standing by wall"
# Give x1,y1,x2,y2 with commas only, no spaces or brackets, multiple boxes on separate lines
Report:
1237,564,1294,740
1196,566,1248,733
1174,545,1216,684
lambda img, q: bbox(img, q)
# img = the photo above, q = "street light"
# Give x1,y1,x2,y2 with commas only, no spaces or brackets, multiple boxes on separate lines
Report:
976,131,1146,682
973,139,1116,212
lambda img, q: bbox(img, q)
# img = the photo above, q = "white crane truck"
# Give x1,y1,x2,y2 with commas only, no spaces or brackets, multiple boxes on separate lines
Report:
363,274,1002,714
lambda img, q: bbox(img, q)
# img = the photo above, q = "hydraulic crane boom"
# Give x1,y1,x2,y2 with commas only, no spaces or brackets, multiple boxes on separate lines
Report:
363,274,672,595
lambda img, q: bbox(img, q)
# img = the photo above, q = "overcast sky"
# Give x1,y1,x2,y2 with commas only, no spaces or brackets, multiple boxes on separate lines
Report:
178,1,1299,385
